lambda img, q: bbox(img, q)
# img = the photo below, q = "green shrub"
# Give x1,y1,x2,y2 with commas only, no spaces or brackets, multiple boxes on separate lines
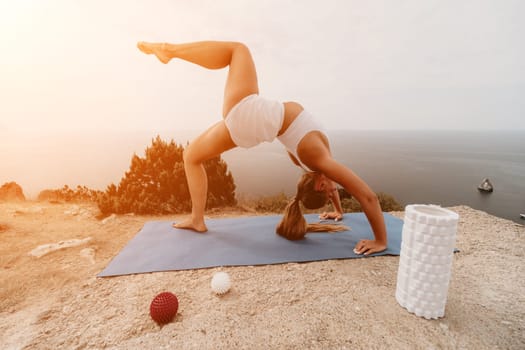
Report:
243,190,402,214
249,192,290,213
37,185,102,203
340,191,403,212
377,192,404,211
97,136,236,215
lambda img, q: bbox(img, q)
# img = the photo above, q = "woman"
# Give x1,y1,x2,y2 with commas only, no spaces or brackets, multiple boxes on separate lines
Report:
138,41,387,255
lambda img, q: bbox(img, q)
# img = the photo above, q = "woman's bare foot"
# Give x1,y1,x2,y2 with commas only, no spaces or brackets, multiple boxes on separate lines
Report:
173,218,208,233
137,41,171,64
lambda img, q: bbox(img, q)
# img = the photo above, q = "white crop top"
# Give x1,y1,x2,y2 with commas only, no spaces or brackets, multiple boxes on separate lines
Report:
277,109,324,170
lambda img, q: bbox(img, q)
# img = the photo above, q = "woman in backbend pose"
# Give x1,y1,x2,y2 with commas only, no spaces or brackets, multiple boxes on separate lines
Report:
138,40,387,255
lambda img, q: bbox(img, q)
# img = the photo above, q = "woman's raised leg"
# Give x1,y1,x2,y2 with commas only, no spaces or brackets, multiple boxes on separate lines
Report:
138,41,260,231
137,40,259,115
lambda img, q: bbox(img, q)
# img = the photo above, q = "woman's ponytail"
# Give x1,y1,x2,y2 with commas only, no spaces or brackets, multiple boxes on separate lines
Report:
276,173,348,240
276,196,308,240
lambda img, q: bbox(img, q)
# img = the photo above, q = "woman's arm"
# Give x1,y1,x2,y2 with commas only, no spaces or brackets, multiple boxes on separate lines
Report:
299,134,387,255
320,185,344,221
324,160,387,255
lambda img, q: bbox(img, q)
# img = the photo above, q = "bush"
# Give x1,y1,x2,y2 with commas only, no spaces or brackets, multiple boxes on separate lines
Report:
249,192,290,213
244,190,402,214
97,136,236,215
38,185,102,203
376,192,404,211
340,191,403,212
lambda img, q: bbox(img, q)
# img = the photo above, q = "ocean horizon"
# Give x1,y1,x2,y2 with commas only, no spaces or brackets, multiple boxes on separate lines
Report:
224,129,525,223
2,129,524,223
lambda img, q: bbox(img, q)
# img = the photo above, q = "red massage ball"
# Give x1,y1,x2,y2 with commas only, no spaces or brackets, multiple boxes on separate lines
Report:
150,292,179,325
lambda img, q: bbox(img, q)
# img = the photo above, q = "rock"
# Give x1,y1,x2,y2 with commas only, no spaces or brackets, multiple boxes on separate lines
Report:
64,205,80,216
101,214,117,224
79,209,93,219
29,238,92,258
80,248,96,264
0,182,25,201
477,178,493,193
15,206,45,215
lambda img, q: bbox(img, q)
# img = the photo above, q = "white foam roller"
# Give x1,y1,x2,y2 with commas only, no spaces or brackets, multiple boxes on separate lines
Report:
400,242,413,258
409,280,450,294
396,289,409,308
411,260,452,274
398,257,412,273
403,217,456,236
396,270,410,293
414,231,457,247
396,204,459,319
412,241,453,256
405,204,459,227
412,271,450,284
415,252,453,265
403,240,453,257
401,225,416,246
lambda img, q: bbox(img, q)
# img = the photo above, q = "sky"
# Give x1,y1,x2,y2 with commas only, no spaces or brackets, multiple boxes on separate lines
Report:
1,0,523,133
1,0,524,197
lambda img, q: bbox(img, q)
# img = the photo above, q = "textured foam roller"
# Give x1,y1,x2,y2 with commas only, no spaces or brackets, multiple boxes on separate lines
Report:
395,204,459,319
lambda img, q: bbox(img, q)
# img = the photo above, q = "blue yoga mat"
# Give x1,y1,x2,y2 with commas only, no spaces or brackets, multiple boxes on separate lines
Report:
98,212,403,277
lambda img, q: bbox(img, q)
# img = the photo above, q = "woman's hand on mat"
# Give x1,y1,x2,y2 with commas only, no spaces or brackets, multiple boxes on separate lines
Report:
319,211,343,221
353,239,387,256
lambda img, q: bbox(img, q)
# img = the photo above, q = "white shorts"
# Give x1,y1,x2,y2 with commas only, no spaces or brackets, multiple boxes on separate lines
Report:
224,94,284,148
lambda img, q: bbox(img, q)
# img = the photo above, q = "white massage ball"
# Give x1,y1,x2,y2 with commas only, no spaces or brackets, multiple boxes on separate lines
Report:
211,271,231,295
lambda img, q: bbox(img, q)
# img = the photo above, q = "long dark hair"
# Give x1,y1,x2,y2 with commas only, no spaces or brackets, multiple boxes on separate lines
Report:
276,172,348,240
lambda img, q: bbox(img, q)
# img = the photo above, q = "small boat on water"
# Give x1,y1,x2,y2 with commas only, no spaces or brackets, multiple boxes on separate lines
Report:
477,178,493,193
520,214,525,220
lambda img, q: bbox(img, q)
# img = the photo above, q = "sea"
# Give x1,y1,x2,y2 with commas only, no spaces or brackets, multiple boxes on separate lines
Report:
3,129,525,223
222,130,525,223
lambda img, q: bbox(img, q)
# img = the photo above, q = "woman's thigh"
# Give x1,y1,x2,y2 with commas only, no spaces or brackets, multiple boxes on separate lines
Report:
185,121,236,163
222,44,259,117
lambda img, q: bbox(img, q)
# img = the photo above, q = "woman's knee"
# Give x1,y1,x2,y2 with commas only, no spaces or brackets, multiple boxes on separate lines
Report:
232,42,252,60
182,144,201,165
231,41,249,51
